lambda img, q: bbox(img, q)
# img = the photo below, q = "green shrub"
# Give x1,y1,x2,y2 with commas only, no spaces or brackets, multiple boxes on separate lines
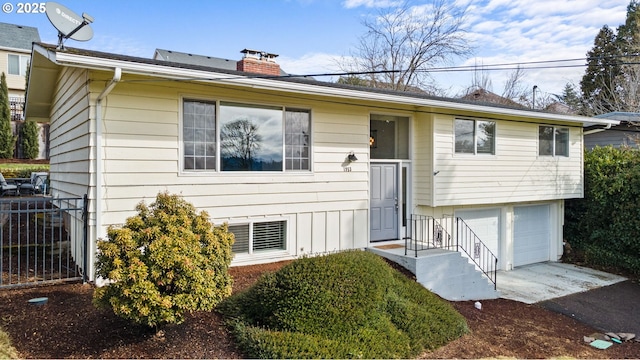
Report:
218,250,468,358
565,146,640,275
93,192,234,328
0,165,49,179
20,119,39,159
0,326,19,359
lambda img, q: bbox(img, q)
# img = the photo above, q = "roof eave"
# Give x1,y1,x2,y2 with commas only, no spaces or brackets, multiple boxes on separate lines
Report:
36,45,620,127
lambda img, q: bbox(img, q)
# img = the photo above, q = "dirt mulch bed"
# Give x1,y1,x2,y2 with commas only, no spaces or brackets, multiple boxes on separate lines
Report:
1,260,639,359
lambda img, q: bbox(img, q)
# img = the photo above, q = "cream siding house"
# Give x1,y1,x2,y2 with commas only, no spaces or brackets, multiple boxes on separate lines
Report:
25,43,617,282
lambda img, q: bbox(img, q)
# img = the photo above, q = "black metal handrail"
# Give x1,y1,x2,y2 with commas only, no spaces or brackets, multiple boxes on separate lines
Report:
404,214,454,257
403,214,497,289
455,217,498,289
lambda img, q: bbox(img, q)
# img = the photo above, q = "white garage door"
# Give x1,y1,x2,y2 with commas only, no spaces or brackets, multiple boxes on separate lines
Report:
514,205,550,267
455,208,500,261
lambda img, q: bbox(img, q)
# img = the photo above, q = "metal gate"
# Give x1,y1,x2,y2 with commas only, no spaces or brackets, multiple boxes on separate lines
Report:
0,195,87,288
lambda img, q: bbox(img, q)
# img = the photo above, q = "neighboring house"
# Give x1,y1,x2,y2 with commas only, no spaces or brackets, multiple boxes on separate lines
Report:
584,112,640,149
153,48,289,76
460,88,526,109
24,42,618,282
0,22,40,121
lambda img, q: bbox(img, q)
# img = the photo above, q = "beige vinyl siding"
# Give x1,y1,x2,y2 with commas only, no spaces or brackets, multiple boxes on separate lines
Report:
413,112,433,206
433,114,583,206
84,72,370,264
49,67,91,199
1,49,29,92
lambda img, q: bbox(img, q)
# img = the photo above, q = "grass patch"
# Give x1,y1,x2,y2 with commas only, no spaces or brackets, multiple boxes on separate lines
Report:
0,326,19,359
218,250,468,359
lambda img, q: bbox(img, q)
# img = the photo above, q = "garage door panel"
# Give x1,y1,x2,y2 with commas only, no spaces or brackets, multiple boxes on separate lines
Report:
514,205,550,267
456,209,500,260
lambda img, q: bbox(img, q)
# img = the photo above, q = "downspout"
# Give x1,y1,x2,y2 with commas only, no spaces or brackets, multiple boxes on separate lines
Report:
94,68,121,262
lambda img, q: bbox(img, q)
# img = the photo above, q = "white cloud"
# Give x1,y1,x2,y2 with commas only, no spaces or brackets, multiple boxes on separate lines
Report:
278,52,345,78
342,0,403,9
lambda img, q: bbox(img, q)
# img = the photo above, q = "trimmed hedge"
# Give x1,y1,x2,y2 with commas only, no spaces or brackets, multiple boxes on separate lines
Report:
218,251,468,359
565,146,640,275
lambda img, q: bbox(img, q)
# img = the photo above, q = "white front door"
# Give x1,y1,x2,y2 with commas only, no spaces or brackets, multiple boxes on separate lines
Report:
370,163,398,241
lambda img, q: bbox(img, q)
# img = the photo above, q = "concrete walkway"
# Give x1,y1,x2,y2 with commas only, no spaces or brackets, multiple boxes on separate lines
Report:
497,262,627,304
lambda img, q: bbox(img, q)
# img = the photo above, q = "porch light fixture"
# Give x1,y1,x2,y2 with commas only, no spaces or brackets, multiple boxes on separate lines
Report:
347,151,358,162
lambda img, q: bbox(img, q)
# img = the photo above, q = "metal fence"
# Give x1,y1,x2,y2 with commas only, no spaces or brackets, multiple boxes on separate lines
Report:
0,196,87,288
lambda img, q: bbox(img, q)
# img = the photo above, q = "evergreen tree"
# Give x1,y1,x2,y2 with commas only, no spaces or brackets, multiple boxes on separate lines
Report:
0,73,15,159
557,83,582,112
20,119,39,159
579,25,620,115
616,0,640,54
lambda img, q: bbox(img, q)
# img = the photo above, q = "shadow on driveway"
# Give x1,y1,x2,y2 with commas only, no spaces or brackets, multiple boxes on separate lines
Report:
538,279,640,335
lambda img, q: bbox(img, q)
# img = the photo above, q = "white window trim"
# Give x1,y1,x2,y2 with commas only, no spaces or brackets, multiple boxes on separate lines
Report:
8,54,29,76
538,125,570,157
225,217,291,259
454,118,497,156
179,95,313,175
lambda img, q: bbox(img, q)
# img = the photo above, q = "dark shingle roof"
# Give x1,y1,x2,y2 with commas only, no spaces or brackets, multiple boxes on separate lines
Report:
0,22,40,50
34,43,584,116
154,49,288,76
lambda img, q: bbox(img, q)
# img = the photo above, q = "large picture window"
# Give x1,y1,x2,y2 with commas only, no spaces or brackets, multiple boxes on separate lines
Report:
182,99,310,172
455,119,495,155
539,126,569,156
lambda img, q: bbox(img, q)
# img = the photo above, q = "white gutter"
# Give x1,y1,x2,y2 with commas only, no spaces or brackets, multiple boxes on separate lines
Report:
49,50,620,127
583,122,613,135
94,67,121,243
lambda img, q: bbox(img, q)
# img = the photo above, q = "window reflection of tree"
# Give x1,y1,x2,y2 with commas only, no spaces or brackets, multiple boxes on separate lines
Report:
477,121,495,154
221,119,262,170
455,119,475,153
539,126,554,155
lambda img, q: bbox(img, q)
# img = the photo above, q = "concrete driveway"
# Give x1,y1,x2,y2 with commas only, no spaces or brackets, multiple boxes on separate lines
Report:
497,262,626,304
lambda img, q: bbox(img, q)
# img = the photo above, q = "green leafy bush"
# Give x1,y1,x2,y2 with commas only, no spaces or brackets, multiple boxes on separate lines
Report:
0,326,19,359
0,165,49,179
565,146,640,275
93,192,234,328
218,251,468,359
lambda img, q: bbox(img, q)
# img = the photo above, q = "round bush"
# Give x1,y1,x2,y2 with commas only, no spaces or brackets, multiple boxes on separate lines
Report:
219,250,468,358
93,192,234,328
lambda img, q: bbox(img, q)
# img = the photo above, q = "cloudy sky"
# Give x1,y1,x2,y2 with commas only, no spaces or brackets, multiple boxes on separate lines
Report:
1,0,630,98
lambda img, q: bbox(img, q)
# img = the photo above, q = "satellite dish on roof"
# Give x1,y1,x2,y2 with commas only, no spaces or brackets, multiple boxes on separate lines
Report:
45,1,94,49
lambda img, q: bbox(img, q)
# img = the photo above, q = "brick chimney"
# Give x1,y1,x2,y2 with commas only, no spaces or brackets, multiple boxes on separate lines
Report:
236,49,281,76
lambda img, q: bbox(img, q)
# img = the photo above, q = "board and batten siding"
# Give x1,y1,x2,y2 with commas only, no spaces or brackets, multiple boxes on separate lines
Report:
85,72,370,265
431,114,583,206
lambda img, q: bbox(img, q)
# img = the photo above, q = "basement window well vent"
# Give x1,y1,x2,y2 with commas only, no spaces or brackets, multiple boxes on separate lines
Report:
229,220,287,254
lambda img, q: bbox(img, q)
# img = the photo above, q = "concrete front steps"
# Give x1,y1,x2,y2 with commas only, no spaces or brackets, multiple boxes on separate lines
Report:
367,245,500,301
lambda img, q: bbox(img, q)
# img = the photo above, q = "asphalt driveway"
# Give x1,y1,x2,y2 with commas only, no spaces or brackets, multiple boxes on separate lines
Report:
538,279,640,335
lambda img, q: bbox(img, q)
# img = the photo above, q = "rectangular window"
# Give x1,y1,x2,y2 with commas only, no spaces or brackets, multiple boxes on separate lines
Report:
285,109,310,170
8,54,29,76
182,99,311,172
455,119,495,154
183,100,216,170
228,220,287,254
539,126,569,156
